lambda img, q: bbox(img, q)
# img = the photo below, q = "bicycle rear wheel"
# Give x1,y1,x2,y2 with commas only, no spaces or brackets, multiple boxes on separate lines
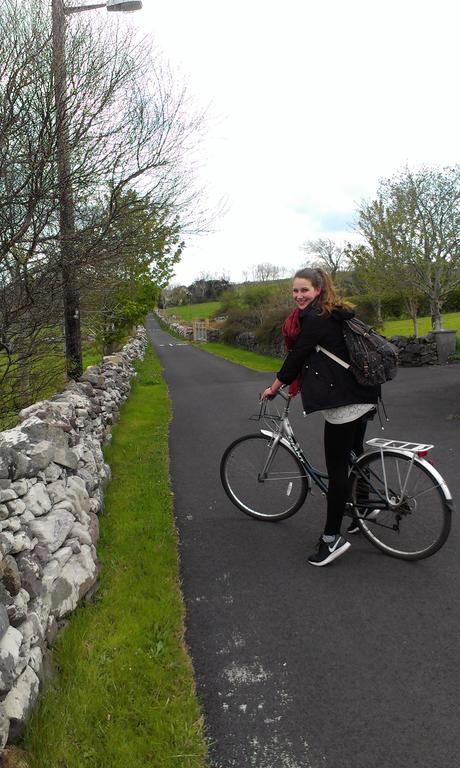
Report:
350,450,452,560
220,433,308,520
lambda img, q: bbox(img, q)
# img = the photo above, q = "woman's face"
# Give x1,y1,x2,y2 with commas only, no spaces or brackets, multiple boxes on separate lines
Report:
292,277,321,310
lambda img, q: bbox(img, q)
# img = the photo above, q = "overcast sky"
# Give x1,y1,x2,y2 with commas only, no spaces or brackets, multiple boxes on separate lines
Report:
125,0,460,285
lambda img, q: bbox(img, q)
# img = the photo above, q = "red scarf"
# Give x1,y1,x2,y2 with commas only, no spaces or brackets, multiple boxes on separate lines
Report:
282,308,302,396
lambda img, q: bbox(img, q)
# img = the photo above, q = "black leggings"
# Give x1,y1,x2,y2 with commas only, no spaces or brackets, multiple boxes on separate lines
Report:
323,416,367,536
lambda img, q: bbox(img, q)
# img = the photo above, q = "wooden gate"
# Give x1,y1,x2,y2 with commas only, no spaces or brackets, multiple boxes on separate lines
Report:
193,319,209,342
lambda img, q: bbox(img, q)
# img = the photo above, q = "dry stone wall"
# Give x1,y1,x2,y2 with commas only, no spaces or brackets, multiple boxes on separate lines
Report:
155,309,193,339
0,328,148,748
390,334,439,366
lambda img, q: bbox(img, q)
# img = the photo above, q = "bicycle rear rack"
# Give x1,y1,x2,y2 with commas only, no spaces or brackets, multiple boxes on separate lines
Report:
366,438,434,453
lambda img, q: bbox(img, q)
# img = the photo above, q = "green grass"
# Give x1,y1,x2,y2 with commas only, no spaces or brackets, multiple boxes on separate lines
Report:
197,341,282,372
164,302,221,323
82,341,103,369
23,345,208,768
382,312,460,337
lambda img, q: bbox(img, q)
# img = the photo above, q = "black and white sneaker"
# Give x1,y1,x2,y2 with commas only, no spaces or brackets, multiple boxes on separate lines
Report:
308,535,351,567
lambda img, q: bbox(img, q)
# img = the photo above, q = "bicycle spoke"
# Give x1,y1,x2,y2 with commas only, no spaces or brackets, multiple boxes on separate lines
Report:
351,451,451,559
221,434,308,520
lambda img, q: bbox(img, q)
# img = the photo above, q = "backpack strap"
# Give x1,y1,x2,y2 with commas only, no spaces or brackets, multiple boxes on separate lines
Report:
316,344,350,370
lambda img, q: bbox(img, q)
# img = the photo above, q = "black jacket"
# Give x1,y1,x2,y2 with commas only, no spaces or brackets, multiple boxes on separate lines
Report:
277,302,381,414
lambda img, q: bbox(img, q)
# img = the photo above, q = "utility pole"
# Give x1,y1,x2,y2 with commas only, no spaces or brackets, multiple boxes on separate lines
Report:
50,0,142,380
51,0,82,380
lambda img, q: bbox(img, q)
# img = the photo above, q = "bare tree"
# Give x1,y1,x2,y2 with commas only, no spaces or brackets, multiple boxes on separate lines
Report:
250,263,284,282
301,238,348,279
0,0,204,421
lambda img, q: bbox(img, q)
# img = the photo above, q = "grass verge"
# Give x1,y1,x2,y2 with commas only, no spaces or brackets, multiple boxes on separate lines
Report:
164,302,221,323
196,341,282,372
23,344,208,768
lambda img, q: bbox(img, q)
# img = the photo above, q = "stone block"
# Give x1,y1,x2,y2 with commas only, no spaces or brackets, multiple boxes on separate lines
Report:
20,419,69,449
0,557,21,597
28,646,43,679
0,490,17,504
14,553,43,600
2,665,40,742
0,605,10,640
11,533,34,555
43,463,62,483
7,590,30,626
0,455,9,479
24,441,55,473
8,451,33,481
4,518,21,534
0,626,23,692
6,500,26,517
52,447,78,470
21,484,52,517
11,480,29,496
50,546,98,618
88,513,99,545
53,546,73,569
0,533,15,557
24,511,74,553
70,523,92,546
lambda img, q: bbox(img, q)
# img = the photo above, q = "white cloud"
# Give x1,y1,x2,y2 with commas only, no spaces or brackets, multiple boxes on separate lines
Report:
122,0,460,284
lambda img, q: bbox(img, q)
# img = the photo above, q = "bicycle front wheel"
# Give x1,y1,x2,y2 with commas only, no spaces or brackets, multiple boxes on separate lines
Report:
350,450,452,560
220,433,309,521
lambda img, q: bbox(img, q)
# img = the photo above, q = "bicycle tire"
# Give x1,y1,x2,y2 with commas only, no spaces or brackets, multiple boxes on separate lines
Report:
220,433,309,521
350,449,452,560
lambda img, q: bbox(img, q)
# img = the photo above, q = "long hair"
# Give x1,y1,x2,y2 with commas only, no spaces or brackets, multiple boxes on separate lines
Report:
294,267,352,316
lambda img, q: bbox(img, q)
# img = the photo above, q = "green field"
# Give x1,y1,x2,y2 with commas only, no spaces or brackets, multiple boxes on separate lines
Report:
24,345,208,768
165,302,221,323
382,312,460,338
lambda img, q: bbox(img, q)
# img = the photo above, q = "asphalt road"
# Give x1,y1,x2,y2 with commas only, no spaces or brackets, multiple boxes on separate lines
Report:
145,315,460,768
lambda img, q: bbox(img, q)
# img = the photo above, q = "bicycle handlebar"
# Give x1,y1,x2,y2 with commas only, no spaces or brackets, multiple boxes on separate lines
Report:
260,386,289,401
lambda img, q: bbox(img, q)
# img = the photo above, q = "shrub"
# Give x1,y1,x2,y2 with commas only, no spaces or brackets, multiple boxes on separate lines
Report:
255,306,287,355
221,307,262,344
443,286,460,312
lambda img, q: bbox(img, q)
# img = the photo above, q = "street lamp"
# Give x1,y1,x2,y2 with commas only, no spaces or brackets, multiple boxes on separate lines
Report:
51,0,143,379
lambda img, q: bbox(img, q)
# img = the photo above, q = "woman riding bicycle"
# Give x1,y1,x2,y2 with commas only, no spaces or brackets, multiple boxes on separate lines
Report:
261,267,380,567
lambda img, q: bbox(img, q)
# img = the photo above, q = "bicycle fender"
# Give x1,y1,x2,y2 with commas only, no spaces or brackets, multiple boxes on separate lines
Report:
357,448,453,502
260,429,293,452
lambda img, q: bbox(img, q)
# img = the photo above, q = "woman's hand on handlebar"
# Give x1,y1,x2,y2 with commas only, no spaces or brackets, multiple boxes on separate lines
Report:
260,378,283,401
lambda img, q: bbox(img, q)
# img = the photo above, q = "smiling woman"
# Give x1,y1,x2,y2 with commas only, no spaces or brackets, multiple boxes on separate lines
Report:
292,276,321,310
260,267,380,566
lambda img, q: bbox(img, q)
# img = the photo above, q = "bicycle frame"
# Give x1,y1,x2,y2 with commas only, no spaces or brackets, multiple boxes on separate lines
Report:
257,390,329,494
256,389,453,517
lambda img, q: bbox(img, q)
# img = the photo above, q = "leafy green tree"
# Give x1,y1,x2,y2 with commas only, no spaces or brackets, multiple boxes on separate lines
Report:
357,166,460,330
81,189,184,353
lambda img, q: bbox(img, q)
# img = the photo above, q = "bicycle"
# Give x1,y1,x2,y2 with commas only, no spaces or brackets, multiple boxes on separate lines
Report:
220,388,454,561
